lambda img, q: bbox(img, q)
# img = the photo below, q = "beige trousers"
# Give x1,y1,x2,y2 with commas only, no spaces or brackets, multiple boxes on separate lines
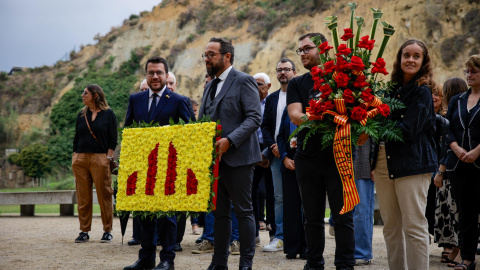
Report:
375,144,430,270
72,153,113,232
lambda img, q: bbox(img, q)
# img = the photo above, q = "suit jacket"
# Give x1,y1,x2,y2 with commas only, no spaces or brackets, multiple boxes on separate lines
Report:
124,88,191,127
445,89,480,170
185,96,197,122
198,67,262,167
261,90,281,159
276,108,297,173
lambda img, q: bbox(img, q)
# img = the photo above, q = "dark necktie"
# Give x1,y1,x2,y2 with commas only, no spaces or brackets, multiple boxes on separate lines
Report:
149,93,159,122
209,78,221,101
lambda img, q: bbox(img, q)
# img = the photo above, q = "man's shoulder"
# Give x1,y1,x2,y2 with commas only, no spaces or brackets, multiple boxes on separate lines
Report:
130,90,147,99
229,68,253,81
291,72,311,83
265,90,280,102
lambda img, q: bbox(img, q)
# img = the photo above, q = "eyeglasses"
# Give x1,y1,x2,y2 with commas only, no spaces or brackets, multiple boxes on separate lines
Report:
276,68,293,74
146,71,165,77
295,46,316,55
463,69,479,76
202,52,225,60
257,82,265,86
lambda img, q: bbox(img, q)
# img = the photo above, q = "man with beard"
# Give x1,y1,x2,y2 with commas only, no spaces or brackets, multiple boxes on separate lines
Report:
287,33,356,269
261,59,297,254
198,37,262,270
123,56,190,270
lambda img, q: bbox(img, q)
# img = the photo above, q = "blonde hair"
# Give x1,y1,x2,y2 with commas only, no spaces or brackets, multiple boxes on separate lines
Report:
80,84,110,116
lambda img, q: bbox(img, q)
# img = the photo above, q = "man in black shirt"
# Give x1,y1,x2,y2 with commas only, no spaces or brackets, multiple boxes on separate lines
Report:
286,33,355,270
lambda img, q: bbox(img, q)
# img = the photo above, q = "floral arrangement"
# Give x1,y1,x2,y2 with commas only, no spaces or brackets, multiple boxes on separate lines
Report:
116,121,219,216
298,3,404,214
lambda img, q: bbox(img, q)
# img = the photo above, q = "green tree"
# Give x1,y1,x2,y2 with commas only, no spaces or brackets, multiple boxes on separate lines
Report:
15,144,52,178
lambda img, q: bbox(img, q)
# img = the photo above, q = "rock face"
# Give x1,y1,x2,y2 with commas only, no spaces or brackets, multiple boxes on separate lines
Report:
1,0,479,140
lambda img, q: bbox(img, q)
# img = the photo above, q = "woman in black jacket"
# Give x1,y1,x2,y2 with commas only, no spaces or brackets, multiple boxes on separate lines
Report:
72,84,117,243
374,39,437,270
443,55,480,270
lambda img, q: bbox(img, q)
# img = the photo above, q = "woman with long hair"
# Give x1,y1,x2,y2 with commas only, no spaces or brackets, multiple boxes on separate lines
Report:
374,39,437,269
443,56,480,270
433,77,468,266
72,84,117,243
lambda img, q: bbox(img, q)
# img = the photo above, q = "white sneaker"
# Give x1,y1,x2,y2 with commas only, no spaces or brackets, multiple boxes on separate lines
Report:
262,238,283,252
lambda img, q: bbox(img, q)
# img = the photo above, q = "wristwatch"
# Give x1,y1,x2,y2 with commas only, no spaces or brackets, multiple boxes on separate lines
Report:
436,171,444,176
226,137,234,147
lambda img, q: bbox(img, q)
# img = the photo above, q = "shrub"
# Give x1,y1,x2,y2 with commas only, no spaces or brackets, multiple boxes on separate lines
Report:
129,14,140,20
7,152,21,165
0,72,8,81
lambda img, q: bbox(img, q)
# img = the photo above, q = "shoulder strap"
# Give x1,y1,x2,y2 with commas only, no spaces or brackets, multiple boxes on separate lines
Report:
84,114,106,152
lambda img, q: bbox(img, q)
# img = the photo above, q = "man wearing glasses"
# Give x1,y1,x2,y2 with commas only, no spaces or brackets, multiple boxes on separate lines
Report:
124,56,190,270
287,33,356,269
198,37,262,270
261,58,297,255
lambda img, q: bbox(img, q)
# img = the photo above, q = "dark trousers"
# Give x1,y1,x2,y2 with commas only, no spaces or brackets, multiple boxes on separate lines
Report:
425,175,436,235
212,160,256,268
295,157,355,269
449,162,480,261
252,161,273,237
138,216,177,263
132,215,141,240
176,213,187,243
282,169,307,256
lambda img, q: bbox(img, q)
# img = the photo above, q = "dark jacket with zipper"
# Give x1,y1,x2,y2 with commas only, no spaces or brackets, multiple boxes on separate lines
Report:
375,76,438,179
445,89,480,171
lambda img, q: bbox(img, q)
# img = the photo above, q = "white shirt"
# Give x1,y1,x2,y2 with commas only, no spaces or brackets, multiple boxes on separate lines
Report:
148,86,166,111
274,91,287,141
213,66,233,98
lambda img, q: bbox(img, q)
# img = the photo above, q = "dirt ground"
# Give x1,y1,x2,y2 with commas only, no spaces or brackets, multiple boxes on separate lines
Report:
0,214,478,270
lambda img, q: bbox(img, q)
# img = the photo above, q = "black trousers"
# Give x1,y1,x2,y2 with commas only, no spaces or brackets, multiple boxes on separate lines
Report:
282,169,307,256
295,156,355,269
212,160,256,268
252,161,274,237
449,161,480,261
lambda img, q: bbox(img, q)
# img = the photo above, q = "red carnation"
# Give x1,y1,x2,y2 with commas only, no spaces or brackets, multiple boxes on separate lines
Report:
349,56,365,71
311,66,322,77
320,84,333,99
336,44,352,56
351,106,368,121
378,103,391,117
357,36,375,50
309,99,323,115
313,76,323,91
334,72,350,88
343,89,356,103
341,28,354,41
318,41,334,54
371,58,389,75
360,88,375,102
353,75,370,89
324,60,335,73
335,57,349,72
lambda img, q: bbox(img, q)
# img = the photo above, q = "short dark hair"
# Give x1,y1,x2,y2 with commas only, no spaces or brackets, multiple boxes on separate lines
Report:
298,33,327,43
209,37,235,65
145,56,169,74
277,58,296,71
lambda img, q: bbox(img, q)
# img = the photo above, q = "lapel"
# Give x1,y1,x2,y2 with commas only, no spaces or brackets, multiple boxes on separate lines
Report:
213,68,237,116
458,91,468,129
142,90,150,121
152,88,173,121
199,82,213,117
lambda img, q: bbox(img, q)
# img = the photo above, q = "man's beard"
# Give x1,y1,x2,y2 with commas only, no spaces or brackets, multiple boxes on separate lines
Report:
278,77,289,85
206,57,224,77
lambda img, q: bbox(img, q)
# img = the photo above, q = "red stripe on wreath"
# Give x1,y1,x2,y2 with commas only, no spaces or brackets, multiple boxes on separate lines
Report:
164,142,177,195
145,143,159,195
186,168,198,195
126,171,138,196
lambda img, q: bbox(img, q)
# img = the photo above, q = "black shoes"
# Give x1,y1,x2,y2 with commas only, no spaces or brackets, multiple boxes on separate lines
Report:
100,232,113,243
206,264,228,270
123,259,155,270
128,238,141,246
174,243,183,252
239,267,252,270
154,261,174,270
75,232,89,243
195,236,204,244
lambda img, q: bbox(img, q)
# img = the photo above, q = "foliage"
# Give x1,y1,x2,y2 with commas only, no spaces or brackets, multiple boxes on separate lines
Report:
0,72,8,81
8,144,52,178
129,14,140,20
7,152,21,165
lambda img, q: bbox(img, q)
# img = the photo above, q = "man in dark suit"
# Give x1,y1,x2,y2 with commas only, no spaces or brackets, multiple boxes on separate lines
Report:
198,37,262,270
123,56,190,270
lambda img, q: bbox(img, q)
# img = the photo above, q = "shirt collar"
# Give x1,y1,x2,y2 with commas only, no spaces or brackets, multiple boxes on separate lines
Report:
215,66,233,82
149,86,166,98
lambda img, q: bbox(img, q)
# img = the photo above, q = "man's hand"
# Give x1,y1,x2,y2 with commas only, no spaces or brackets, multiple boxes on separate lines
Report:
216,138,230,161
283,157,295,170
256,154,270,168
271,143,280,158
357,132,369,145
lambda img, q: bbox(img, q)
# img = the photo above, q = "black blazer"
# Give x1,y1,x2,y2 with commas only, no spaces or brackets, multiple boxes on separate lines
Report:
445,89,480,170
261,90,281,158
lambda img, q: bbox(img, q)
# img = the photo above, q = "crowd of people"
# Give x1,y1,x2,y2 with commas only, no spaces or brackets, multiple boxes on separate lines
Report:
71,32,480,270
